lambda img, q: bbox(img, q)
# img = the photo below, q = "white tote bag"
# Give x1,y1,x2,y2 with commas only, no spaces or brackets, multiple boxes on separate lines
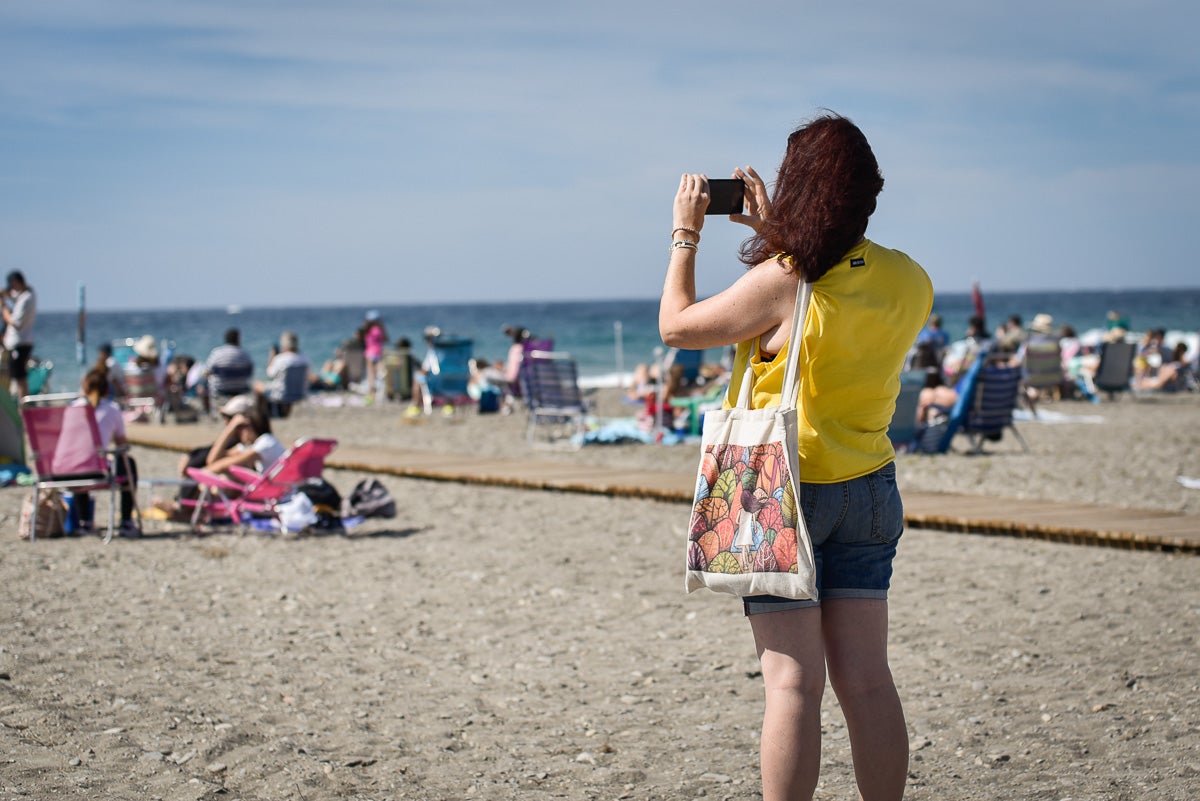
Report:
685,280,818,600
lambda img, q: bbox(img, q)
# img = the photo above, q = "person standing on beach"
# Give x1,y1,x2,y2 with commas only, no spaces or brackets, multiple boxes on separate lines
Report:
361,311,388,397
2,270,37,399
659,114,932,801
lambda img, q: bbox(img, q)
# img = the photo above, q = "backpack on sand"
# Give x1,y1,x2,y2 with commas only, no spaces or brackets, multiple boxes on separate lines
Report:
342,478,396,519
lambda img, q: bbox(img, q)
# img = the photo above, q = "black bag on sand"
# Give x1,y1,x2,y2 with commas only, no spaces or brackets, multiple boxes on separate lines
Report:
297,477,342,511
297,477,344,529
342,478,397,519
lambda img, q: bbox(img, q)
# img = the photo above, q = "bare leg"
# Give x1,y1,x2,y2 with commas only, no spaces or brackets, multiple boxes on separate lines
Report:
749,607,825,801
822,599,908,801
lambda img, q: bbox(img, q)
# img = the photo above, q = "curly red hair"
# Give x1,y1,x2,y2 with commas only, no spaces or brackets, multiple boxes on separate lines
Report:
740,113,884,282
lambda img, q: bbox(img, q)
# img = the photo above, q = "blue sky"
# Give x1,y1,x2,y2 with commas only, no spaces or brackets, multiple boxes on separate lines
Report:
2,1,1197,311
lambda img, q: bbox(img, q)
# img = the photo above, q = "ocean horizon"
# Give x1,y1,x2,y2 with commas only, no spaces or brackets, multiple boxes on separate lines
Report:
25,287,1200,394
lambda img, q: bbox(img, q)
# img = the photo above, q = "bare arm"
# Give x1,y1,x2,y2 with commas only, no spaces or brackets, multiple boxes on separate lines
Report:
659,173,798,352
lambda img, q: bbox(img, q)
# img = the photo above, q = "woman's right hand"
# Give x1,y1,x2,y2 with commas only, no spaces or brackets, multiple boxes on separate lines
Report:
729,165,770,232
672,173,709,236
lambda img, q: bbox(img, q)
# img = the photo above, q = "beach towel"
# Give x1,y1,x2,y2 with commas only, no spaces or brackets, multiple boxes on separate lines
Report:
684,281,817,601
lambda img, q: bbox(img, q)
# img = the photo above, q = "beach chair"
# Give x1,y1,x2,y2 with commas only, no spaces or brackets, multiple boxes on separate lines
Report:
123,364,165,423
20,393,140,543
1022,339,1066,413
665,348,706,387
505,337,555,408
957,361,1029,454
420,335,474,412
384,345,417,401
1093,340,1135,400
525,350,588,449
668,380,728,436
184,438,338,532
887,369,926,450
266,362,309,418
26,358,53,395
340,339,367,388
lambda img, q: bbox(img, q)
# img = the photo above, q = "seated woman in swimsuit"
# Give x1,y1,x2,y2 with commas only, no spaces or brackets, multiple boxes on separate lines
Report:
916,367,957,425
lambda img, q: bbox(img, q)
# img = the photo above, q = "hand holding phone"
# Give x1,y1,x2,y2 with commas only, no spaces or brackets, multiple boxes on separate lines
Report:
705,178,745,216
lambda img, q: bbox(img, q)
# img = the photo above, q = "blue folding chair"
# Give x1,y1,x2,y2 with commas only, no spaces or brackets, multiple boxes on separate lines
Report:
420,336,474,412
887,369,926,450
958,360,1029,453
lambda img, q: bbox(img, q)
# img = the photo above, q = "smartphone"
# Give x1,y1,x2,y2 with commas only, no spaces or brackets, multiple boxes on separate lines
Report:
705,178,745,215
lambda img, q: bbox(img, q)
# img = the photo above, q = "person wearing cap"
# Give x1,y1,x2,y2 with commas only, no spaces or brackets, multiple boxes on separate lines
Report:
2,270,37,398
205,392,285,476
359,311,389,397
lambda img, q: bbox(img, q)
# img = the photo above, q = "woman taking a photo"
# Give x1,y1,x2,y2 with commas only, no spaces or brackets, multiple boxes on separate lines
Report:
659,113,933,801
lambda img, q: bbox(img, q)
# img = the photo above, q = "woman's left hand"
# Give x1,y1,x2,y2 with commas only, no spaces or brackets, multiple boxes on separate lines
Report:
730,165,771,232
672,173,709,236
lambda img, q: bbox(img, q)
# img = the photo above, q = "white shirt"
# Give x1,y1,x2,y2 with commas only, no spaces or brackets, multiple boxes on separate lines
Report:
3,288,36,350
70,397,126,449
250,433,286,472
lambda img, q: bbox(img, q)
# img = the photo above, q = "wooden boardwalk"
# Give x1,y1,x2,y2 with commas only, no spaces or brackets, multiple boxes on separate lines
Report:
127,427,1200,554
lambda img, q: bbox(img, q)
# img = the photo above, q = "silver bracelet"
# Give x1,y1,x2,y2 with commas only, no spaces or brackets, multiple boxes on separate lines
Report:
670,240,698,254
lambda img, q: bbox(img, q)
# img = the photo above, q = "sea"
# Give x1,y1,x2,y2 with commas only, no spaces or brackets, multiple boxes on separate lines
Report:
27,288,1200,394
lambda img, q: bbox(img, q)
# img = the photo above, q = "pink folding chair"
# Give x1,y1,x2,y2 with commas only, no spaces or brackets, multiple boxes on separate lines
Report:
21,393,140,543
183,438,338,532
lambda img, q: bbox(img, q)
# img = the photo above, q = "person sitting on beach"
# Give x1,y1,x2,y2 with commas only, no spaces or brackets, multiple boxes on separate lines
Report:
256,331,309,416
994,314,1027,355
204,392,286,477
404,327,447,417
915,367,958,426
71,369,140,537
1134,328,1171,384
91,343,127,403
941,314,992,384
636,363,688,432
384,336,417,402
1134,342,1192,392
203,328,254,413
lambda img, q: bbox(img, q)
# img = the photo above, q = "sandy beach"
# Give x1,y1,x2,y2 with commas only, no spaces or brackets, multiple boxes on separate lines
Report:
1,389,1198,800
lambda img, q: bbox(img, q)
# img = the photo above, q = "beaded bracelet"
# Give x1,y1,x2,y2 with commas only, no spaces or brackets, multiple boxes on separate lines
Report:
669,240,699,254
672,226,701,241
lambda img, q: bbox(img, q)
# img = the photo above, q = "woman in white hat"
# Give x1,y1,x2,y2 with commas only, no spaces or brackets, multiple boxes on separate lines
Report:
205,392,285,476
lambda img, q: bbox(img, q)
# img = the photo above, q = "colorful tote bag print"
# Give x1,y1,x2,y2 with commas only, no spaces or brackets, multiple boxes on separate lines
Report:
685,281,818,600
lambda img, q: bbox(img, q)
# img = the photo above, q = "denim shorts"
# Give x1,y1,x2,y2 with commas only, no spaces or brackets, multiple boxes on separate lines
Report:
743,461,904,616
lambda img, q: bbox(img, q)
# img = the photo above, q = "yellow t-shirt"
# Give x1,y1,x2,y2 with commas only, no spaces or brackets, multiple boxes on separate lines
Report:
724,239,933,483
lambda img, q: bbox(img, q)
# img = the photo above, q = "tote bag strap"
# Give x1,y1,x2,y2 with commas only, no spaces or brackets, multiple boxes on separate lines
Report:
732,340,758,409
731,279,812,411
780,280,813,409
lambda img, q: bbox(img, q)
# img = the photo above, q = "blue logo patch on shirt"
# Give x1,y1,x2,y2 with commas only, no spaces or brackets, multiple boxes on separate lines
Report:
850,258,866,268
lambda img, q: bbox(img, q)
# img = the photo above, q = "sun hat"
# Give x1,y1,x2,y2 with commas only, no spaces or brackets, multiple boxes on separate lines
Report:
132,335,159,361
1030,313,1055,335
365,310,381,321
219,394,256,417
423,326,441,339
